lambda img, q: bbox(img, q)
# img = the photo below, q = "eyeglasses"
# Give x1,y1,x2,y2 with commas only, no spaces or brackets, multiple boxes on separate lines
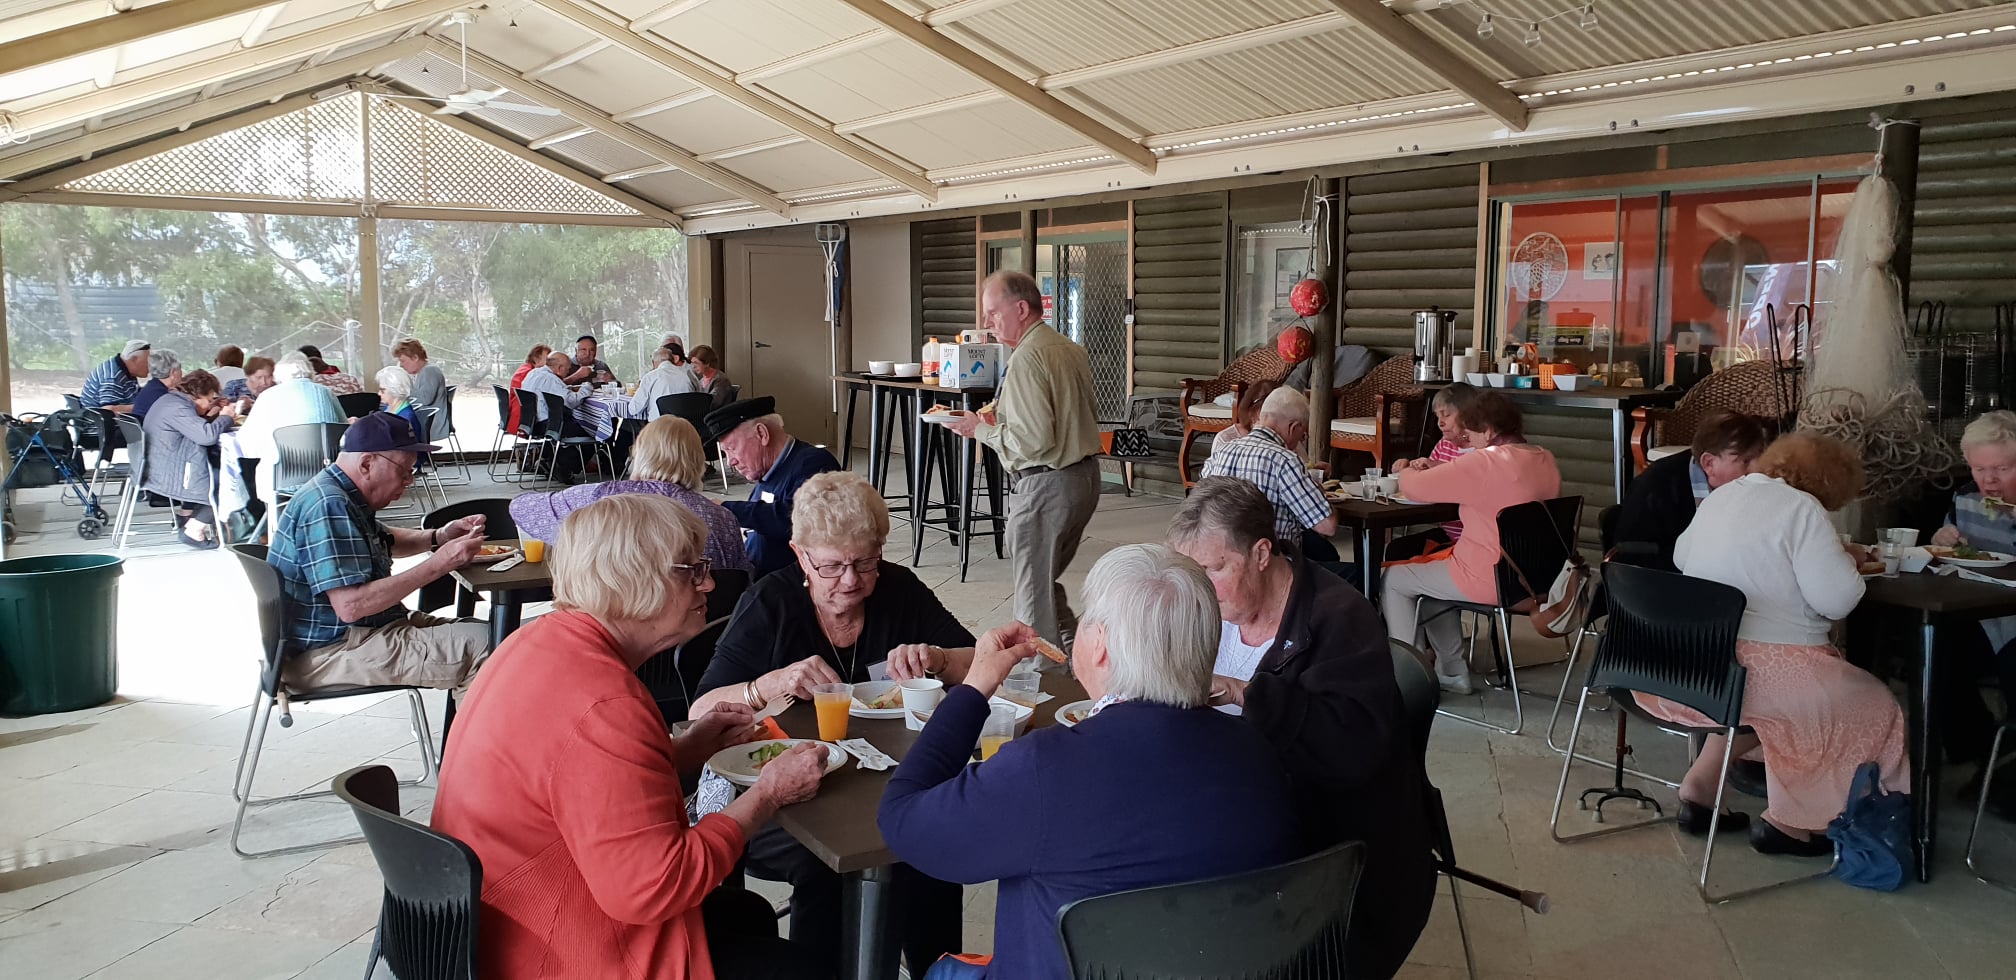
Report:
368,453,417,483
808,556,880,579
670,557,713,586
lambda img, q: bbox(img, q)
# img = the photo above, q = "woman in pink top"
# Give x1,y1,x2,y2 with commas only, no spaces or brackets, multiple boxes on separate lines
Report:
1385,393,1561,693
431,493,832,980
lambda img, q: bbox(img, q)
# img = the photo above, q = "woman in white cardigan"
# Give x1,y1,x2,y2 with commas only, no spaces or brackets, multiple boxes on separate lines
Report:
1637,431,1910,857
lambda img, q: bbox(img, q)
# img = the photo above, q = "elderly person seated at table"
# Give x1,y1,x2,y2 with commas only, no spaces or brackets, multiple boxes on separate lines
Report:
692,470,966,972
392,338,449,421
1636,432,1909,855
267,413,491,696
1614,409,1770,570
505,343,552,433
225,356,274,402
234,352,344,468
520,349,584,424
300,345,365,395
1167,477,1432,978
1198,385,1339,561
210,345,247,390
1931,409,2016,816
83,339,149,415
511,416,751,573
433,494,830,980
374,365,419,428
707,397,841,578
567,333,619,385
141,369,240,550
878,544,1300,980
1383,391,1561,694
691,345,734,407
628,344,703,421
1386,382,1484,560
131,348,184,419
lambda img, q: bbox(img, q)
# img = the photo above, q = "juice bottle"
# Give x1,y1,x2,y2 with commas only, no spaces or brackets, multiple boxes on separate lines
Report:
922,336,941,383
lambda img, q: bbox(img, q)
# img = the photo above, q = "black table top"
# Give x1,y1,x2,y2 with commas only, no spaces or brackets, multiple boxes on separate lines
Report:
1860,568,2016,618
1329,497,1459,528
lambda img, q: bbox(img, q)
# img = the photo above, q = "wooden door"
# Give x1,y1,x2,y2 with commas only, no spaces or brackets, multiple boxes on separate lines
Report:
739,245,833,447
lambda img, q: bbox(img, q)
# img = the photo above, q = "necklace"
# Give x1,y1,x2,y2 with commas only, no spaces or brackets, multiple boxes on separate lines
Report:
819,604,867,681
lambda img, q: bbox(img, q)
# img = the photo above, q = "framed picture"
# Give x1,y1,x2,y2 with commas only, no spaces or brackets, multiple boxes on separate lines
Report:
1583,241,1620,280
1273,246,1312,309
1232,223,1311,353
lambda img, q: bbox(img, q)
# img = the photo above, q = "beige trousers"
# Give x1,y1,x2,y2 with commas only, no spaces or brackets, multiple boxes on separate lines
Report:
284,610,492,697
1007,458,1101,647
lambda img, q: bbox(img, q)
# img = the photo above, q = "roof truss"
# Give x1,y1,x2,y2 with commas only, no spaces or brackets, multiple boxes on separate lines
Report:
0,0,282,78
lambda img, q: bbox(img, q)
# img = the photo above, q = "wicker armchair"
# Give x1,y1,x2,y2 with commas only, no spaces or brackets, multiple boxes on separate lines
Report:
1630,358,1801,471
1327,356,1428,472
1175,346,1293,487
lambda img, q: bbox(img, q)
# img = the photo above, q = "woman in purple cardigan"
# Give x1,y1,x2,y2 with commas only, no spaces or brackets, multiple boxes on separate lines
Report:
510,416,752,574
878,544,1300,980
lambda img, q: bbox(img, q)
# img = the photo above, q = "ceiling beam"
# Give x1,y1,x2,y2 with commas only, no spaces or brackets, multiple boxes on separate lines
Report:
610,89,712,122
1,89,328,198
535,0,937,200
242,3,288,46
0,0,282,78
445,44,792,213
0,39,428,181
1318,0,1527,131
10,0,471,140
523,0,715,80
526,125,593,149
829,0,1152,172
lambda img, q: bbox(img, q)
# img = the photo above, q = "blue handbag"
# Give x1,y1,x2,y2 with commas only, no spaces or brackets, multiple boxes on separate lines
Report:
1826,761,1913,891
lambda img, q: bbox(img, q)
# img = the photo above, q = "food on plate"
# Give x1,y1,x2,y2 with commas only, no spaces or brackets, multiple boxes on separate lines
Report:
1953,544,1991,560
925,404,952,415
977,400,998,415
1061,707,1088,725
1030,636,1067,664
748,742,791,770
1859,560,1887,575
475,544,515,558
861,687,902,710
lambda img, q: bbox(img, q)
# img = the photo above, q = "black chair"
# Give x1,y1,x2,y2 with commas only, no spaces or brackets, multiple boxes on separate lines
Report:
636,614,730,726
540,391,608,481
1967,719,2016,893
417,500,523,617
227,545,438,858
1418,495,1584,735
513,389,552,484
1549,562,1829,902
1054,840,1367,978
338,391,382,418
432,384,471,485
707,567,750,622
489,384,521,482
658,392,728,491
84,406,130,498
334,764,482,980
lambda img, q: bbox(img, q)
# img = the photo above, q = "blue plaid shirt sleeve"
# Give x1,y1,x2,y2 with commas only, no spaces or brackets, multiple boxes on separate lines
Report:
291,493,387,598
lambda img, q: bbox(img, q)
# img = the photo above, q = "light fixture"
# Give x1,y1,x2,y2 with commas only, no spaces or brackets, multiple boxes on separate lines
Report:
1580,4,1598,29
1477,13,1494,39
1524,22,1543,46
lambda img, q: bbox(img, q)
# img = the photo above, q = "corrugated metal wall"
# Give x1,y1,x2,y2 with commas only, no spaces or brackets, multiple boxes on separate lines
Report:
1911,95,2016,332
914,217,976,345
1131,192,1227,394
1341,165,1480,358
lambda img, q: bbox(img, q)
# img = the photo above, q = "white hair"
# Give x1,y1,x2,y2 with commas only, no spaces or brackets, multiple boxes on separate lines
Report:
652,346,673,364
274,352,314,381
1078,543,1218,708
147,349,181,380
375,365,412,399
754,413,786,437
1962,411,2016,453
1257,385,1309,427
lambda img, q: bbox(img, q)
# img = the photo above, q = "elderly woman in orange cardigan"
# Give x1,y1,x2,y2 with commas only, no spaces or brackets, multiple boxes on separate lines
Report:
432,493,832,979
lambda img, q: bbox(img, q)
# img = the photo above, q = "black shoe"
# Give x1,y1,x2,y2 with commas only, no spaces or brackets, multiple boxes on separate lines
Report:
1749,819,1833,858
176,529,219,551
1677,800,1750,836
1728,759,1769,800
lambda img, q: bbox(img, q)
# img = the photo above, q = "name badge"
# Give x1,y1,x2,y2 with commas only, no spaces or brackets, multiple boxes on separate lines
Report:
761,491,776,503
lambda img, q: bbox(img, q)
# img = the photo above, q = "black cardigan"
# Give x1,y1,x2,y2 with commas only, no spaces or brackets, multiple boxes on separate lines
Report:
1242,558,1437,980
1612,450,1697,571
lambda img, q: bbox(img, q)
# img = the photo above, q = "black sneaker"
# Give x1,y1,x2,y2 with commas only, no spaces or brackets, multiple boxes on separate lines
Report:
1677,799,1750,836
1749,819,1833,858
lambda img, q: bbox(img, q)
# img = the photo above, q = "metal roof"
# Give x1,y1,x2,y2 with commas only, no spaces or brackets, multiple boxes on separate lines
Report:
0,0,2011,233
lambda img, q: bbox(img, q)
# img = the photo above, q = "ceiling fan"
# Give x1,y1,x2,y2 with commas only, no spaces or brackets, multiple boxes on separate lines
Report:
377,11,562,117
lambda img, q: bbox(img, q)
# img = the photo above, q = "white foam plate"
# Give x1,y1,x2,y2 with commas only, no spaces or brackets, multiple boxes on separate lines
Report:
1054,699,1095,728
849,681,907,719
707,739,845,788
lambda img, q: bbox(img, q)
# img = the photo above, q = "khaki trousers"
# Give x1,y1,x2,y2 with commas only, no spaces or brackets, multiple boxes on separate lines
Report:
284,610,492,697
1006,458,1100,647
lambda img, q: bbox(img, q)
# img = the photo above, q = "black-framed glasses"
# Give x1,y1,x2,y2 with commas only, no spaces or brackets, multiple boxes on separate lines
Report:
368,452,418,482
808,556,880,579
670,557,713,586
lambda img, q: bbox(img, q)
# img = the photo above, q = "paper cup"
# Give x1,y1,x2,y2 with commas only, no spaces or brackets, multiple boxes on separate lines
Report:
900,678,944,731
1378,475,1400,497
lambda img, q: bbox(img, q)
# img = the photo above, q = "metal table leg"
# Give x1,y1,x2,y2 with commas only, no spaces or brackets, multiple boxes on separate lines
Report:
1914,615,1941,882
842,865,901,980
1611,406,1630,502
867,385,887,490
841,383,859,472
1360,524,1379,599
487,592,524,651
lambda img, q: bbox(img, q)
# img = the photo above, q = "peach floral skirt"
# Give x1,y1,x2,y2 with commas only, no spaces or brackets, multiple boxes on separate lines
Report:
1635,639,1911,831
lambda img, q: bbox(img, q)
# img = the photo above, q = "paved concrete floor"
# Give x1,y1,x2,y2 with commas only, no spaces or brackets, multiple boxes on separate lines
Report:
2,459,2014,979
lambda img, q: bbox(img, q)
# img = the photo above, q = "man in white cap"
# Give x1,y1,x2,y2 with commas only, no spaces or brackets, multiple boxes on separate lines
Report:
82,339,150,415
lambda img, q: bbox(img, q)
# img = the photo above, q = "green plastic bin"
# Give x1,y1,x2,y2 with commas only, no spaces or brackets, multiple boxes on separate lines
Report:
0,554,123,715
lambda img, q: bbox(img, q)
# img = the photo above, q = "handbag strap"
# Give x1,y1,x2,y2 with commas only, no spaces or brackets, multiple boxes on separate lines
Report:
1504,503,1588,604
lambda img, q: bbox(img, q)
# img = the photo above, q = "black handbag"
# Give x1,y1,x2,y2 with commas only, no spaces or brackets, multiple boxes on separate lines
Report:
1106,427,1153,458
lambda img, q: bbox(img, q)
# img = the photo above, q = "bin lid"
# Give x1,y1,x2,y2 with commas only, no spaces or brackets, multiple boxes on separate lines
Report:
0,554,124,576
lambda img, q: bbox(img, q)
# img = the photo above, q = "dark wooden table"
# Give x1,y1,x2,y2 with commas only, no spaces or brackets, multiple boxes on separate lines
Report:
449,543,554,649
767,670,1086,980
1859,567,2016,882
1329,497,1460,598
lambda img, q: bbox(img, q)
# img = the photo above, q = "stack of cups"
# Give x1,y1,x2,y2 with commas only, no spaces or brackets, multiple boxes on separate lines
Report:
899,678,944,731
1450,353,1476,380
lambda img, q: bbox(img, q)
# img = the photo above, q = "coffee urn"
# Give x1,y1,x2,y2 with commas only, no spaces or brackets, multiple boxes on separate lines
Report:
1413,307,1458,382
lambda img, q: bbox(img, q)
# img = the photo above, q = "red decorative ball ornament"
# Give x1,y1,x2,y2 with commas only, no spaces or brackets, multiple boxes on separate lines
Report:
1276,324,1315,364
1289,276,1329,317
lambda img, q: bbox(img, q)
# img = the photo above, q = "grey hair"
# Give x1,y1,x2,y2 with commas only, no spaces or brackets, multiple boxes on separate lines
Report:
1078,543,1219,708
1257,385,1309,427
984,269,1044,318
754,413,786,437
274,352,314,381
147,349,181,380
1962,411,2016,453
652,346,673,364
375,365,411,399
1168,476,1278,554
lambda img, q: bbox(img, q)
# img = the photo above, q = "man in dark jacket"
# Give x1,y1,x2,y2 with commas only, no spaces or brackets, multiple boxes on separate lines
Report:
1613,409,1770,568
707,396,841,578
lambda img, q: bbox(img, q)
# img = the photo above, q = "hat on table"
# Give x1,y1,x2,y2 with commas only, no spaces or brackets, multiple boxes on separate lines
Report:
342,411,439,454
704,395,775,443
120,340,151,357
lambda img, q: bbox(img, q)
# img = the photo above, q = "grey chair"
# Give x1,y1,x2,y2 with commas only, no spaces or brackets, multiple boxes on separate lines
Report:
110,414,176,549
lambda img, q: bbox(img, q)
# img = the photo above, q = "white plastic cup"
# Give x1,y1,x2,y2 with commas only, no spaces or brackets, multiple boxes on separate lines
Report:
1881,527,1921,548
1378,475,1400,497
899,677,944,731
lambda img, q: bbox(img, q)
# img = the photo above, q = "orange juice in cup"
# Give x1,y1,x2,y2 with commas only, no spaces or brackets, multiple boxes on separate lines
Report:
979,703,1017,760
813,683,853,742
979,735,1011,760
522,539,546,563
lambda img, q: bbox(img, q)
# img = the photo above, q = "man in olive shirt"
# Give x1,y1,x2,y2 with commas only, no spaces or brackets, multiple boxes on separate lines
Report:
946,270,1101,647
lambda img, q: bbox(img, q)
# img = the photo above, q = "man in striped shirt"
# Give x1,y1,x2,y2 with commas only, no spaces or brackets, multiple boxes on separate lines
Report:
82,339,150,414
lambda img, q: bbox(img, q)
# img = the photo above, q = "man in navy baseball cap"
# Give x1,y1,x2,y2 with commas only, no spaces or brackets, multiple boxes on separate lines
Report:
267,411,490,700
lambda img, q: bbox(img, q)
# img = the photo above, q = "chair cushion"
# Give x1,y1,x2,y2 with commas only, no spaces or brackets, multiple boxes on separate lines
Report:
1329,417,1377,437
1646,445,1685,462
1186,403,1234,421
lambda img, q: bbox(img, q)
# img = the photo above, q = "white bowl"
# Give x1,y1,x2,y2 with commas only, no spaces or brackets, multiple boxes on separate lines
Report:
1486,373,1509,388
867,359,895,375
893,362,923,377
1464,373,1487,387
1552,374,1591,391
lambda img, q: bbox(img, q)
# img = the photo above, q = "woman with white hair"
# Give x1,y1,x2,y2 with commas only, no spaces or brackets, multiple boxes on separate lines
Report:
374,364,418,429
1933,409,2016,817
235,351,345,467
432,494,831,979
131,348,184,419
693,470,970,972
879,544,1300,980
141,368,239,549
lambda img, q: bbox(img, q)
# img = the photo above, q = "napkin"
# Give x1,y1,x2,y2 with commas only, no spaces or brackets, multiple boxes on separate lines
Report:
1953,566,2016,588
754,717,788,740
837,738,896,771
993,689,1054,709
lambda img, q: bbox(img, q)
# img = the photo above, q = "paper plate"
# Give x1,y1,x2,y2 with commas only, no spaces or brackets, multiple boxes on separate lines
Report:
1054,699,1095,728
707,739,845,788
849,681,907,719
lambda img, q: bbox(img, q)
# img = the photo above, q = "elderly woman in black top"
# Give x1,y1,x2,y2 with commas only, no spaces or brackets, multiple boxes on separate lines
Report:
1613,409,1770,569
692,470,966,975
1167,476,1435,979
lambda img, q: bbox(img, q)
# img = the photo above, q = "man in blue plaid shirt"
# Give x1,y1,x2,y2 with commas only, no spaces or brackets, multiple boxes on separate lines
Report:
1199,386,1340,561
268,413,492,694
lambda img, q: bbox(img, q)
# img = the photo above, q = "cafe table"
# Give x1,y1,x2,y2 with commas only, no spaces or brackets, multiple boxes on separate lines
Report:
1858,566,2016,882
765,670,1086,980
1329,495,1460,599
449,543,555,649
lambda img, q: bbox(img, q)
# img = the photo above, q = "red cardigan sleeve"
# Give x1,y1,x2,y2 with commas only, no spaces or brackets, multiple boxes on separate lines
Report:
546,696,747,926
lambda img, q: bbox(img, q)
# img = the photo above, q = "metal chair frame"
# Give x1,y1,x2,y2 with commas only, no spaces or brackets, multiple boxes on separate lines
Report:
1966,722,2016,892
